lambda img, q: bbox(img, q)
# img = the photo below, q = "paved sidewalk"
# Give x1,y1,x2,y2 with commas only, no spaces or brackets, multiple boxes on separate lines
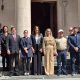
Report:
0,75,80,80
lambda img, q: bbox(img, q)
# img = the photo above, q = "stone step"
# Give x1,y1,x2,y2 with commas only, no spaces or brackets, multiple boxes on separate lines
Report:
0,57,2,67
0,75,80,80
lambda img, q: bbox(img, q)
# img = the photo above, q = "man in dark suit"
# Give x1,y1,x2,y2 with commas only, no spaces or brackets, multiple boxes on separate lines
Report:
74,27,80,74
68,31,76,76
20,30,33,75
68,27,79,75
0,35,1,55
7,27,21,76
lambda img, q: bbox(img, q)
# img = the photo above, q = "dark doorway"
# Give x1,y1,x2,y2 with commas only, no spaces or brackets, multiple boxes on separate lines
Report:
31,1,57,37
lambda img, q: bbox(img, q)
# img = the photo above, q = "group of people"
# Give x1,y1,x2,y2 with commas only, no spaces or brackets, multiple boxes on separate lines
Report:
0,25,80,76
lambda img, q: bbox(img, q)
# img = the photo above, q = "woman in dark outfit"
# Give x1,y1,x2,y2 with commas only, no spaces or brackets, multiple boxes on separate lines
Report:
31,26,43,75
20,30,33,75
1,26,10,71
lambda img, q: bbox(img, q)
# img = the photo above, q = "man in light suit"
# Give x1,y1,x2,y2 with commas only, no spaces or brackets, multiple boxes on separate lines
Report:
7,27,21,76
20,30,33,75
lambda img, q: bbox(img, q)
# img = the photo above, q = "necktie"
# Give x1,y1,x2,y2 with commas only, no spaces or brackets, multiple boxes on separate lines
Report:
13,34,16,41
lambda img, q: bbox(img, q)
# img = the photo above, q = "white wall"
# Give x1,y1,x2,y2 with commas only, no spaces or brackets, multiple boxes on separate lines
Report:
0,0,15,29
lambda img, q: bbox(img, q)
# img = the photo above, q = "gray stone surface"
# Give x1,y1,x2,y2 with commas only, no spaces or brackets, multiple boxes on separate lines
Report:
0,75,80,80
0,56,2,67
0,54,79,80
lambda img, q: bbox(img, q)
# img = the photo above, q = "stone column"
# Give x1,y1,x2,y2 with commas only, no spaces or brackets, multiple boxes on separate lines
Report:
57,0,63,29
15,0,31,37
78,0,80,26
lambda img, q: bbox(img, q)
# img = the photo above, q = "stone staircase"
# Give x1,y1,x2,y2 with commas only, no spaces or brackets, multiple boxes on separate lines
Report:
0,55,80,80
0,75,80,80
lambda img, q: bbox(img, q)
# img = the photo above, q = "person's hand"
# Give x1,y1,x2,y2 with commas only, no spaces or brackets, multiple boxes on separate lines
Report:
24,47,27,50
24,47,28,53
32,47,35,53
74,47,79,52
54,52,58,56
19,50,21,53
7,50,10,55
66,52,69,56
30,57,32,63
25,50,28,53
39,48,42,53
0,51,1,55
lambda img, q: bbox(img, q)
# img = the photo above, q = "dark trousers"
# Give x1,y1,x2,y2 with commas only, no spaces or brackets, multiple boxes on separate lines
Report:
75,52,80,73
10,53,19,74
21,57,31,74
57,50,67,74
32,51,42,75
70,52,76,73
2,55,10,71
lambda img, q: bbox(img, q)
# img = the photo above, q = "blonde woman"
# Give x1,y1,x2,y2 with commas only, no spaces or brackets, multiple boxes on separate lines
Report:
43,28,57,75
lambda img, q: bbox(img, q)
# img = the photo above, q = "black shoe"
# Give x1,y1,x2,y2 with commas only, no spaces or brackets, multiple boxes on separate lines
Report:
9,73,14,77
78,70,80,74
15,72,19,76
57,71,61,76
57,73,61,76
63,71,68,75
71,72,76,76
3,67,6,71
34,73,37,75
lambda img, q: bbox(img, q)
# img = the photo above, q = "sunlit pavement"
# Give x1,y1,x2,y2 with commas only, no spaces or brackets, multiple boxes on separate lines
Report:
0,75,80,80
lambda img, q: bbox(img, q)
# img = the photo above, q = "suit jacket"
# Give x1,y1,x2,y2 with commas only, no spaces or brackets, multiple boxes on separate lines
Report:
0,35,1,52
0,29,2,34
75,32,80,52
31,33,43,51
0,33,9,56
7,34,21,54
20,37,33,58
67,34,77,53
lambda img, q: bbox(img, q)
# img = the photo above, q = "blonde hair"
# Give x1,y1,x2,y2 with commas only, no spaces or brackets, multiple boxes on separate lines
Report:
45,28,53,37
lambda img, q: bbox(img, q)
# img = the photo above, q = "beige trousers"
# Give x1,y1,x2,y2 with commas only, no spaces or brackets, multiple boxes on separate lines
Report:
44,46,54,75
